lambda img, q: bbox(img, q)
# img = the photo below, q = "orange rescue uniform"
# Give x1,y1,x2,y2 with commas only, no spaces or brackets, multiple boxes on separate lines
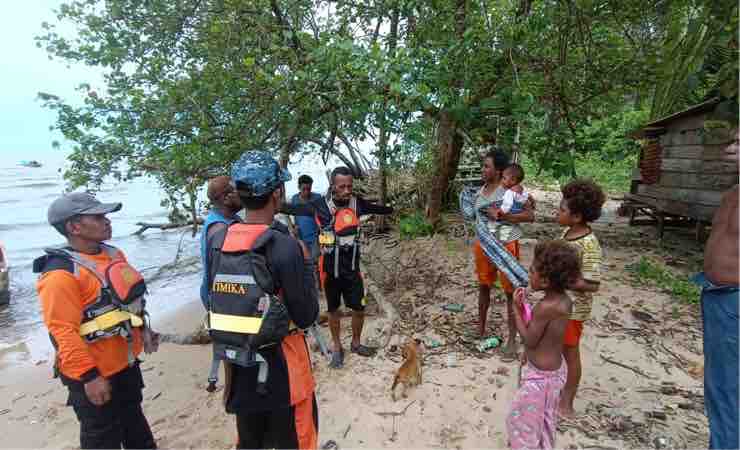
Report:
37,249,143,381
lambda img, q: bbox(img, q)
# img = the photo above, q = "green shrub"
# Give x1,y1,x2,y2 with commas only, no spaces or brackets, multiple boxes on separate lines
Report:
626,257,700,304
399,213,435,240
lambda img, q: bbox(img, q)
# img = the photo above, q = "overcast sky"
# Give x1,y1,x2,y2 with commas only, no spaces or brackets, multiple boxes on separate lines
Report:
1,1,103,155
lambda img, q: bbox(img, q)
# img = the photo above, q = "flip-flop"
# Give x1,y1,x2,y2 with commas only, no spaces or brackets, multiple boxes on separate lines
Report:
329,349,344,369
500,351,518,363
321,440,339,450
350,344,376,357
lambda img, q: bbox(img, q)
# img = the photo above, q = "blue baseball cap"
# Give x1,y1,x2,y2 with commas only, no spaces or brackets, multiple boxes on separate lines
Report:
230,151,292,197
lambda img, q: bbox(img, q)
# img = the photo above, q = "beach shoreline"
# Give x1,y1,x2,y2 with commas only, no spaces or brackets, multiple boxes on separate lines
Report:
0,191,710,449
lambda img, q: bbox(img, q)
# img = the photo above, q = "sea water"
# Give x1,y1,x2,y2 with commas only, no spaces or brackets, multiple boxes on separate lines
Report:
0,148,334,355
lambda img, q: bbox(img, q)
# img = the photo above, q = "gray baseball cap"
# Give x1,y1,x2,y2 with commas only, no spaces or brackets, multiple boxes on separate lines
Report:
47,192,122,225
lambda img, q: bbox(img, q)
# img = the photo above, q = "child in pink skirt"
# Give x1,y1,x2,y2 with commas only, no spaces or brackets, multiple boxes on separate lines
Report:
507,240,582,450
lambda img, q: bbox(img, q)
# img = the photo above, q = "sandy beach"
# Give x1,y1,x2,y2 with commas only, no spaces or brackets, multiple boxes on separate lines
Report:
0,189,710,449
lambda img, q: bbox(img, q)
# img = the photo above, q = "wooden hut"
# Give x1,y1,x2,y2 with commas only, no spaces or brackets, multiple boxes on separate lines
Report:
626,98,738,240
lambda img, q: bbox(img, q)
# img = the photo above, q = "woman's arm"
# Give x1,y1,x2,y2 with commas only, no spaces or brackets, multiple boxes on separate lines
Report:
499,208,534,224
499,195,535,223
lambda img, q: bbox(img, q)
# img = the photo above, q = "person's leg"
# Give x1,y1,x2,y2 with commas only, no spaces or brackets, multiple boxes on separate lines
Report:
346,273,373,356
478,285,491,337
500,241,520,358
350,311,364,349
501,291,517,357
542,360,568,450
265,394,318,450
72,402,123,450
207,351,220,392
702,288,739,450
506,363,546,450
559,320,583,417
120,402,156,449
325,277,342,352
324,276,345,368
310,241,321,292
473,240,495,337
236,411,267,449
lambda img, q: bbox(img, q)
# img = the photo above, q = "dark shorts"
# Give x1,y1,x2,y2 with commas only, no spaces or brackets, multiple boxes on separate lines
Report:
695,272,739,450
236,394,318,450
324,271,365,312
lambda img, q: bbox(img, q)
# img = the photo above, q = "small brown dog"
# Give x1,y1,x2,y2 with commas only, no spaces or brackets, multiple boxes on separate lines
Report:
391,338,423,401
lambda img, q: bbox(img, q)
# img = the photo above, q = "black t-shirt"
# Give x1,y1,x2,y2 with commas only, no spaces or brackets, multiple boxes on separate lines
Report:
281,196,394,278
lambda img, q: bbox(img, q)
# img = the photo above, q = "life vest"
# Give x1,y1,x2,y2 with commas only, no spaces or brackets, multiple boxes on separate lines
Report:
318,196,360,278
33,244,149,372
207,223,292,394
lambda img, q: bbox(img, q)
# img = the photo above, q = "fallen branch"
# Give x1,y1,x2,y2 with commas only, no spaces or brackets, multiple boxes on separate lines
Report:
600,354,657,379
365,275,399,350
133,219,203,235
375,400,417,418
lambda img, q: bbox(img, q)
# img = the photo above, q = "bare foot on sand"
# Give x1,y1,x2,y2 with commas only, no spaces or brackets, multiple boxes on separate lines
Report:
559,386,577,418
558,407,576,419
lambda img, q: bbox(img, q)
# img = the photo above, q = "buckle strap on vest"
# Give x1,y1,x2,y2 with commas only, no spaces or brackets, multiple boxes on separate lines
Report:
78,310,144,336
325,196,359,278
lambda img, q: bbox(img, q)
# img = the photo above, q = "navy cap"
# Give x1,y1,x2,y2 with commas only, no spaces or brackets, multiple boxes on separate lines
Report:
230,151,291,197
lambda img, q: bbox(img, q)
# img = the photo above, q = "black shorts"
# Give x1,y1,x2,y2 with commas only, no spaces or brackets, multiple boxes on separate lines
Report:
324,271,365,312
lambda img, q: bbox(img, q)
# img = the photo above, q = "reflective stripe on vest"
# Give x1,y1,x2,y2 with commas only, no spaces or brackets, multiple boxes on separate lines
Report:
209,312,262,334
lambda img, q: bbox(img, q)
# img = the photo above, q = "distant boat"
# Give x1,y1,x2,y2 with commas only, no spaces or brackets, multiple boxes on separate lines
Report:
19,160,42,168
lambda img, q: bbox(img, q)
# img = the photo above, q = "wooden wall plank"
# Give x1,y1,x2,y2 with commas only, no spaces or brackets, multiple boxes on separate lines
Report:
662,145,736,160
659,172,738,190
637,185,723,206
629,193,716,221
661,128,703,146
661,158,739,174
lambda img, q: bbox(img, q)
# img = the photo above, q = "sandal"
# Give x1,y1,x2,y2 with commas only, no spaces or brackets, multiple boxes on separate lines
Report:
321,440,339,450
329,349,344,369
350,344,376,357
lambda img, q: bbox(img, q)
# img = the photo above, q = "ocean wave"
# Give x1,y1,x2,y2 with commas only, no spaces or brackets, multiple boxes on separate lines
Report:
0,341,21,351
0,182,59,190
0,199,20,205
0,221,49,232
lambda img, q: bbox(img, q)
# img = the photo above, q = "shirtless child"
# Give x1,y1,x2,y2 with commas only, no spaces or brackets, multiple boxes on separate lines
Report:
507,240,580,450
695,135,738,450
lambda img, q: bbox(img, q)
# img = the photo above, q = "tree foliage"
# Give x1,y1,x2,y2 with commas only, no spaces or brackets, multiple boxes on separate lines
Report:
37,0,738,222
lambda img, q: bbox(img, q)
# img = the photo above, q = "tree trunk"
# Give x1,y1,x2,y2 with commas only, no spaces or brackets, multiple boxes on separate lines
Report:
426,0,467,226
426,111,464,225
187,186,198,237
375,2,399,232
279,142,291,169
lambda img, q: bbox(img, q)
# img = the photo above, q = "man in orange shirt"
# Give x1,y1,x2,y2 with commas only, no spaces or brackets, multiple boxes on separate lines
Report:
34,193,157,449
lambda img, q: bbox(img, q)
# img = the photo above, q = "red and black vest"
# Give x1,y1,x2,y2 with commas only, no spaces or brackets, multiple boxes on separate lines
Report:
318,196,360,278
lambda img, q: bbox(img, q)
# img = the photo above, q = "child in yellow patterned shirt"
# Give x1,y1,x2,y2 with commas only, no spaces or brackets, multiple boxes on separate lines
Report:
556,179,606,418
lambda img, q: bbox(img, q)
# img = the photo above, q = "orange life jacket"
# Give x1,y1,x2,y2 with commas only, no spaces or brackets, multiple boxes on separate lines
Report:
317,196,360,278
33,244,149,377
